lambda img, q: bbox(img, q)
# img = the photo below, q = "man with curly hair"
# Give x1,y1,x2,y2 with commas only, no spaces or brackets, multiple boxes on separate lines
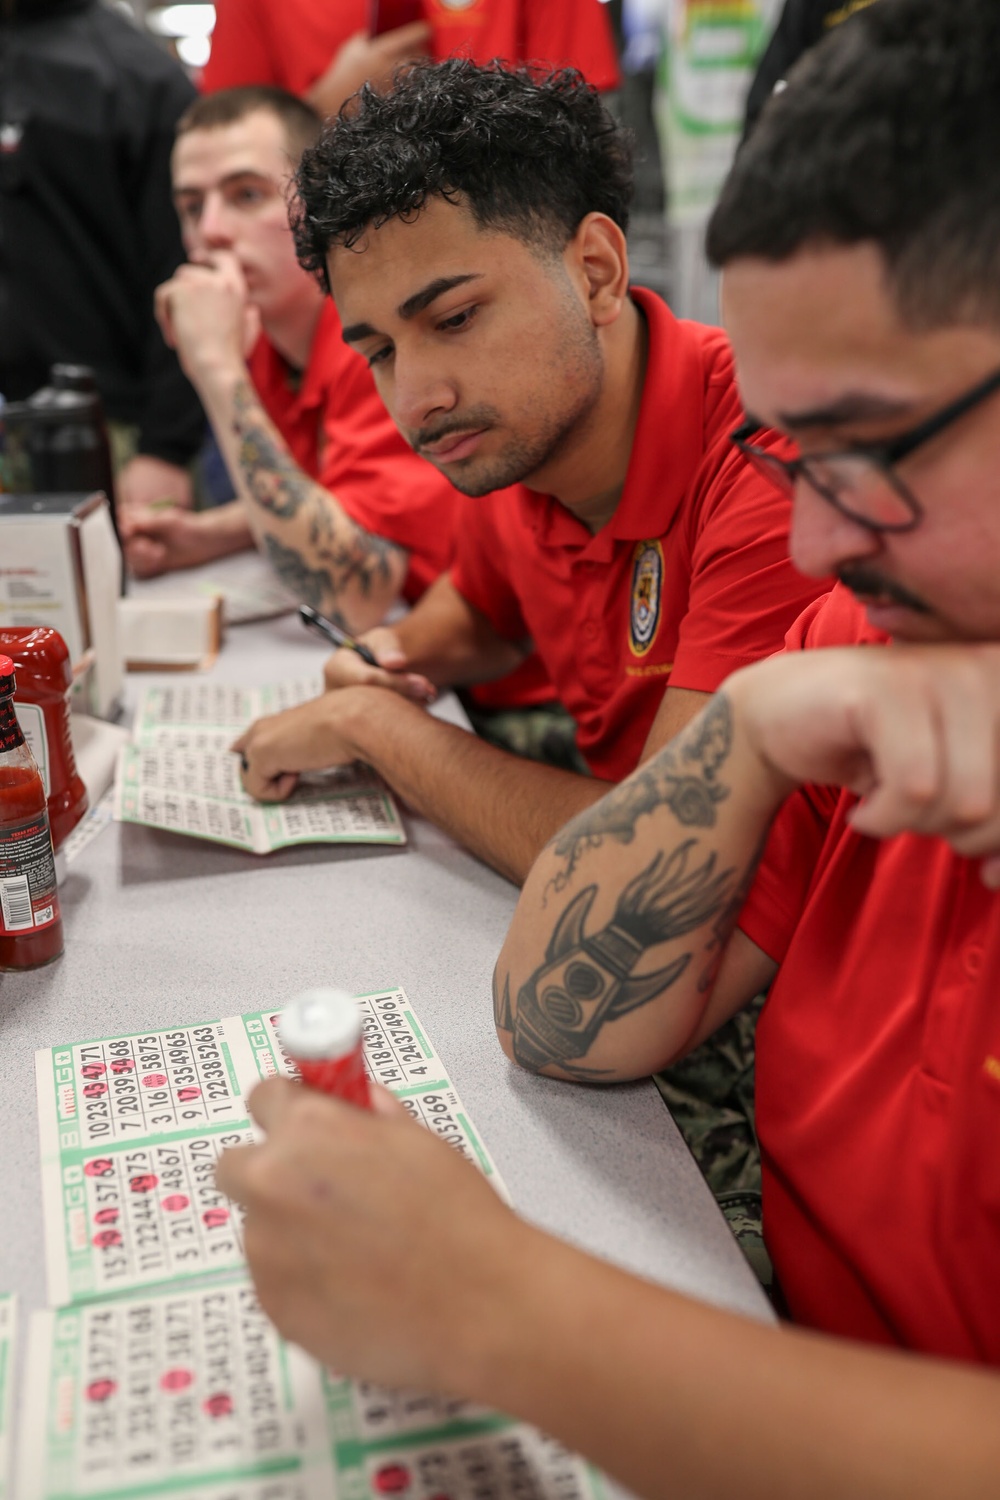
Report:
235,61,823,887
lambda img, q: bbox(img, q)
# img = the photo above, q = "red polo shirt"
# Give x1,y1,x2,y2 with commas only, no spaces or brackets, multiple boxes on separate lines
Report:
248,299,457,602
739,585,1000,1361
201,0,619,96
449,288,825,781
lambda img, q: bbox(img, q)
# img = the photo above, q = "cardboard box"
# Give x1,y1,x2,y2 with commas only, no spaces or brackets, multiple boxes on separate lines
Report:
0,492,123,719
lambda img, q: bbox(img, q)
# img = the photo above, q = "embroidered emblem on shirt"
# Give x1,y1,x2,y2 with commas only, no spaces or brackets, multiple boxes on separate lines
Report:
629,540,664,657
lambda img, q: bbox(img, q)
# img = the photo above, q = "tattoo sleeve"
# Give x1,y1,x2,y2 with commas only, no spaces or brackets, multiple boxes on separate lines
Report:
547,694,733,894
261,535,336,613
507,694,763,1076
231,378,406,613
511,845,735,1076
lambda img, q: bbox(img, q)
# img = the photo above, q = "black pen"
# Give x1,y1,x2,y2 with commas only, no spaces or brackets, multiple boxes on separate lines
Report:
299,604,381,667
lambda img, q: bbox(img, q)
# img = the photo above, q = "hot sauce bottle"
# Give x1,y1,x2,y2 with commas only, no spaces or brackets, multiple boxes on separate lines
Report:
0,655,64,970
279,989,371,1108
0,627,88,850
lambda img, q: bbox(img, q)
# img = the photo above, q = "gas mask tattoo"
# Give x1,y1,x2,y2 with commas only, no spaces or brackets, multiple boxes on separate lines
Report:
498,842,734,1076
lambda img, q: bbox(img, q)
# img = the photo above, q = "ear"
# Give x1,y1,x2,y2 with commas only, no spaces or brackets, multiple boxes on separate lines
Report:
564,213,630,328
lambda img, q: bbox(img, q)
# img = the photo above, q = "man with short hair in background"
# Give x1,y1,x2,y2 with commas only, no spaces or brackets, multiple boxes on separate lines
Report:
121,86,461,632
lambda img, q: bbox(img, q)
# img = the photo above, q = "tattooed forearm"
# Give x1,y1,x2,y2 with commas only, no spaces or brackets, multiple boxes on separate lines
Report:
231,378,406,609
546,694,733,896
233,379,310,519
307,499,403,599
511,845,736,1076
262,535,335,611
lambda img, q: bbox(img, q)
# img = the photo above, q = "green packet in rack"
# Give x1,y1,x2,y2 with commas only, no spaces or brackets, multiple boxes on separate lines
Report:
18,1278,607,1500
36,991,507,1307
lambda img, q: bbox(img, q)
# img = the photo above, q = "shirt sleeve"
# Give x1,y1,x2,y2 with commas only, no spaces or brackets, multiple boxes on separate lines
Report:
448,490,532,645
667,439,830,693
201,0,277,90
737,584,882,960
522,0,621,90
315,347,460,603
737,785,840,963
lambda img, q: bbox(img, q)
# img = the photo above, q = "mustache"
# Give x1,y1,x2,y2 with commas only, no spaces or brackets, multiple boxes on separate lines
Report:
410,406,499,454
837,565,932,615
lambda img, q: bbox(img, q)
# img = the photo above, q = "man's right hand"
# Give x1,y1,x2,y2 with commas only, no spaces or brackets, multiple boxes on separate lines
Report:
322,626,436,703
154,253,260,388
306,23,432,118
120,502,252,578
730,642,1000,870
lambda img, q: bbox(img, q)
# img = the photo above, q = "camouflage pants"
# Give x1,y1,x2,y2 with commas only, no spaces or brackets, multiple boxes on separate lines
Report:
654,994,773,1294
460,695,590,775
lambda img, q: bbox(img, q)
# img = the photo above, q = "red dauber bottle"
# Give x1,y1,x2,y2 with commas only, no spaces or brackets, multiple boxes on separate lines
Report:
279,988,371,1107
0,655,64,971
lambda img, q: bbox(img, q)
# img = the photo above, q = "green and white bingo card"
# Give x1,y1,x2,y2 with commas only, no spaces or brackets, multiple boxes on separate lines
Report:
18,1279,332,1500
36,991,507,1304
18,1280,604,1500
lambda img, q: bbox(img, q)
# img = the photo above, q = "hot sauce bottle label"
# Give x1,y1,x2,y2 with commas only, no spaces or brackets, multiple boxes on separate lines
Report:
0,694,25,754
0,813,60,934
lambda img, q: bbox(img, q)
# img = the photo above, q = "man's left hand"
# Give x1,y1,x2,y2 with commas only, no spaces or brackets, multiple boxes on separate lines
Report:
232,689,369,802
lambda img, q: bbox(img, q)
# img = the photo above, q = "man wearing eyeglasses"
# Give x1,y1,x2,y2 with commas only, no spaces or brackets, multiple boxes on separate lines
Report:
496,0,1000,1405
218,3,1000,1492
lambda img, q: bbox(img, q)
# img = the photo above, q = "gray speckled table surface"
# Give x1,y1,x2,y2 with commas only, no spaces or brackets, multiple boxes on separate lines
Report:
0,598,771,1487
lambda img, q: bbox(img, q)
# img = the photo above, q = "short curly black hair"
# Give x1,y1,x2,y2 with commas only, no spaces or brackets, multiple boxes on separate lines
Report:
707,0,1000,329
293,60,633,285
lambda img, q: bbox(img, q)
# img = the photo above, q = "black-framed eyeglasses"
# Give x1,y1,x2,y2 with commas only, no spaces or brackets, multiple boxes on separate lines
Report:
730,362,1000,533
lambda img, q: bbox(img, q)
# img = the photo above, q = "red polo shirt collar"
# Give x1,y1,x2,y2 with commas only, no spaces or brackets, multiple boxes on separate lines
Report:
522,287,719,558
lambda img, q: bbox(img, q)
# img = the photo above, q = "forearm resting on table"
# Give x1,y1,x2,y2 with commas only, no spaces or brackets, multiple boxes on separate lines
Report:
203,369,408,631
461,1222,1000,1500
495,686,787,1079
337,689,612,885
387,574,528,687
120,498,254,578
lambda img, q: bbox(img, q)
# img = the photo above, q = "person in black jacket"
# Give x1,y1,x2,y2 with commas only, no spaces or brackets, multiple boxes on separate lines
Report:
0,0,205,509
744,0,878,138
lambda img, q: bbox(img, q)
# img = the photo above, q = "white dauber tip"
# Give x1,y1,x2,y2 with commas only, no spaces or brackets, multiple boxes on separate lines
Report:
278,987,362,1061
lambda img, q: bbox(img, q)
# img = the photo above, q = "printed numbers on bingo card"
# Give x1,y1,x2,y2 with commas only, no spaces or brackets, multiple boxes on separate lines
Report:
400,1093,470,1160
72,1028,242,1144
80,1135,248,1291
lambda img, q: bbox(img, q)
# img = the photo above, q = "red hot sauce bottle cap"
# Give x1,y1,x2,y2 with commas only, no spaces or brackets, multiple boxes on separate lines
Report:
278,988,371,1109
